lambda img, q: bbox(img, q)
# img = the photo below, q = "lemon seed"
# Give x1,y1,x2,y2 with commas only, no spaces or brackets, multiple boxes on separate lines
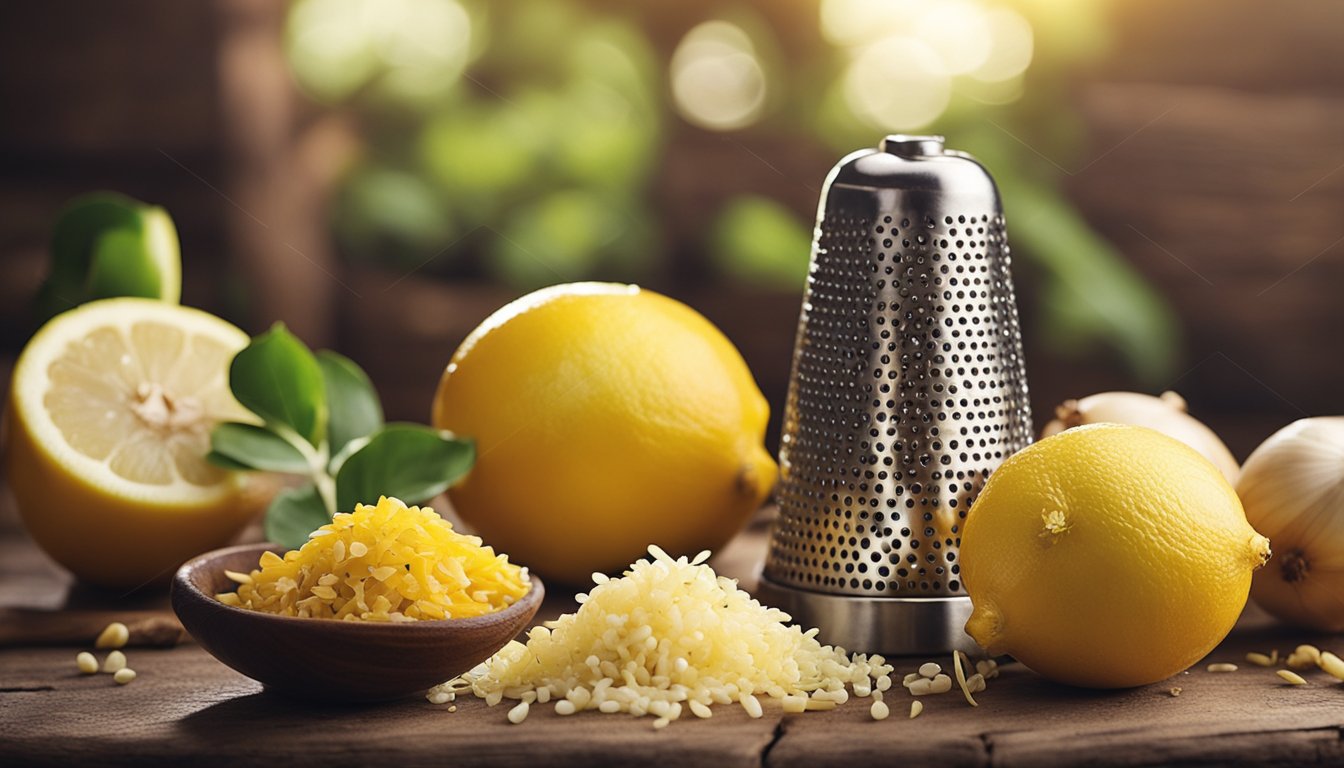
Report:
95,622,129,650
1277,669,1307,686
101,650,127,674
1319,652,1344,681
1287,644,1322,670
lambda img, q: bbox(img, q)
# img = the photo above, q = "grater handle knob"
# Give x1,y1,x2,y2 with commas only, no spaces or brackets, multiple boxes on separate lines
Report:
879,134,945,158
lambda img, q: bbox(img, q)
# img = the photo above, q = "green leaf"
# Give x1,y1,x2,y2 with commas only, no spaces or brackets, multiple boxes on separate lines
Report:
711,196,812,289
205,450,255,471
263,484,332,550
229,324,327,448
317,350,383,459
335,424,474,513
37,192,181,324
209,422,311,474
1006,181,1179,385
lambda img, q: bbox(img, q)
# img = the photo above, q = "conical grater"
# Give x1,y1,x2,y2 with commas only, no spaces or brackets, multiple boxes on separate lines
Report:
757,135,1033,656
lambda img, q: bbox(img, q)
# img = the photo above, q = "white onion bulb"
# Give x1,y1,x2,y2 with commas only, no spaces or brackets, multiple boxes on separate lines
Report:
1041,391,1240,483
1237,417,1344,632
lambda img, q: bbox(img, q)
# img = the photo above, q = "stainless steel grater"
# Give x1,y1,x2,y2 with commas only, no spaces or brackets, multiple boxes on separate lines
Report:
756,135,1033,656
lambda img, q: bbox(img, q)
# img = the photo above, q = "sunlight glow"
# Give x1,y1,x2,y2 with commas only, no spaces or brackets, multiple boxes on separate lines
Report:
670,21,768,131
821,0,1036,126
915,1,991,75
844,37,951,131
974,8,1034,82
287,0,471,104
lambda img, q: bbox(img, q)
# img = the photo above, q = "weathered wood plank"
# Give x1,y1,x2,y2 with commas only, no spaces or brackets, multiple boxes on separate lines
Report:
1067,82,1344,421
4,470,1343,766
3,613,1341,767
0,645,781,768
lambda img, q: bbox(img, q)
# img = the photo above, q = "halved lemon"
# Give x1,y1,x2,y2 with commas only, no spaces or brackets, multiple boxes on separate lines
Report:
5,298,271,587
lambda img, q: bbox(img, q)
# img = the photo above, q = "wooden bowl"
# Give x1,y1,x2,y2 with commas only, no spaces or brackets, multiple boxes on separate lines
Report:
171,543,543,703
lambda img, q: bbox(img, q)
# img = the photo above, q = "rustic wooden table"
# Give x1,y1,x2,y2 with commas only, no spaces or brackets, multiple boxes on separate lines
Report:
1,496,1341,767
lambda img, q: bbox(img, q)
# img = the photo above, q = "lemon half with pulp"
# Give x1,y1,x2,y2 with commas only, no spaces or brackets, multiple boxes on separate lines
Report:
5,298,269,587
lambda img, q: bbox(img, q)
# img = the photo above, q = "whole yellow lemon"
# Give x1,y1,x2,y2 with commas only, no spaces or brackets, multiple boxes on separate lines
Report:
961,424,1270,688
432,283,777,584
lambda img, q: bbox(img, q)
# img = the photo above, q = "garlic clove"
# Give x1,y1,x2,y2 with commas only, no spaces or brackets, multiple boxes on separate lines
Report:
1239,417,1344,633
1041,391,1239,484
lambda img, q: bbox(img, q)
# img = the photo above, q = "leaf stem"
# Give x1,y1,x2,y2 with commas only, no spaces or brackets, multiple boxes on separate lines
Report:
271,422,337,519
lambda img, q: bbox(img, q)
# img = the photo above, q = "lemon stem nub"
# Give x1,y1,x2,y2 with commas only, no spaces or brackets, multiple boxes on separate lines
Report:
965,603,1003,653
1040,510,1070,537
1250,534,1272,571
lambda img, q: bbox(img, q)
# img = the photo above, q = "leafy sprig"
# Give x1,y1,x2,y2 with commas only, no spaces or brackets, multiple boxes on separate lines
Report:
208,324,473,548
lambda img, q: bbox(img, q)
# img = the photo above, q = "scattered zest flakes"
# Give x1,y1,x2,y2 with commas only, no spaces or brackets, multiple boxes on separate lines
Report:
1206,663,1238,673
975,659,999,680
741,693,764,719
444,545,894,728
1168,687,1182,697
952,651,978,707
1245,652,1274,668
95,622,129,650
76,652,99,675
1277,670,1308,686
1319,652,1344,682
909,700,924,719
1287,645,1322,670
113,668,136,685
224,570,253,586
966,674,986,694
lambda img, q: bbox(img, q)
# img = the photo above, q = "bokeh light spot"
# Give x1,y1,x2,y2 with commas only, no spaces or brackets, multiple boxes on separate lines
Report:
914,1,992,76
844,37,951,131
670,21,768,132
820,0,918,47
287,0,471,104
975,7,1034,82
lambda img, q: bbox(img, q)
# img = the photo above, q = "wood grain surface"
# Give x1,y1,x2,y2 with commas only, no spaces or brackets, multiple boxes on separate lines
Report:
2,496,1342,767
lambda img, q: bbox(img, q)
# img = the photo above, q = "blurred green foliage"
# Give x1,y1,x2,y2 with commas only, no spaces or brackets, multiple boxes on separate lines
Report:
286,0,1177,383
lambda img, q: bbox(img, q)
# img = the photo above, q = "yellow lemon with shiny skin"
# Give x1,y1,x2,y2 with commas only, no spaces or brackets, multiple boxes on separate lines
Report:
5,298,272,587
961,424,1270,688
432,283,777,584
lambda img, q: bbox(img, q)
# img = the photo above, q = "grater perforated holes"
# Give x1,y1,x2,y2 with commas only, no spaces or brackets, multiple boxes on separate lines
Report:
767,187,1032,597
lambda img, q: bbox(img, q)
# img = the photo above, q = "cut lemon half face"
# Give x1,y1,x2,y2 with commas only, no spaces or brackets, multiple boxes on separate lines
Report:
5,298,271,587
